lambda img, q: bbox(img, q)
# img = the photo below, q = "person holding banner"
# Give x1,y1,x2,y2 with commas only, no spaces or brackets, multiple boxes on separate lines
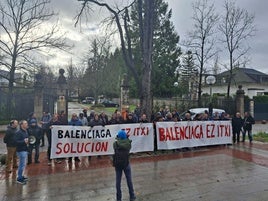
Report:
68,113,82,162
139,113,149,123
113,130,136,201
47,114,61,165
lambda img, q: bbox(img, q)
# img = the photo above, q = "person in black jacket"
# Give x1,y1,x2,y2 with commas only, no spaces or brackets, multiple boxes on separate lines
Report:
232,112,243,143
27,119,42,164
4,120,18,173
242,112,255,143
113,130,136,201
14,120,29,184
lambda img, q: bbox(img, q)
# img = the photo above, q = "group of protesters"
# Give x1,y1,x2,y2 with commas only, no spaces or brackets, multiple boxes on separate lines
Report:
3,105,255,185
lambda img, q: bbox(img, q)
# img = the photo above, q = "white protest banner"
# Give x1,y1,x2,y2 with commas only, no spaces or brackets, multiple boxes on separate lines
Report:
156,121,232,150
51,123,154,158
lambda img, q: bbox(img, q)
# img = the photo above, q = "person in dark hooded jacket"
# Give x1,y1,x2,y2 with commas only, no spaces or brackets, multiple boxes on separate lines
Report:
113,130,136,201
27,119,42,164
4,120,18,173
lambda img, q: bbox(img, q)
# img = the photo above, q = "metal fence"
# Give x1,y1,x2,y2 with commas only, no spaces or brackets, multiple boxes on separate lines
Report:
254,103,268,121
0,86,57,121
0,87,34,120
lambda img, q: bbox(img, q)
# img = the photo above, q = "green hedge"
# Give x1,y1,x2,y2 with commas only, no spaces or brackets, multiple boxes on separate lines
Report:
253,95,268,103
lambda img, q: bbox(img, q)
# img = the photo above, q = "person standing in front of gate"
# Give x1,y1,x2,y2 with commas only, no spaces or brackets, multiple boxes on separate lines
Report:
14,120,29,184
242,111,255,144
40,111,51,147
27,119,42,164
113,129,136,201
4,120,18,174
232,112,243,143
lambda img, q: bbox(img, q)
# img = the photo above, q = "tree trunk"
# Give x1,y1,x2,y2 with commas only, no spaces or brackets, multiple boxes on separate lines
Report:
140,0,154,121
227,52,233,99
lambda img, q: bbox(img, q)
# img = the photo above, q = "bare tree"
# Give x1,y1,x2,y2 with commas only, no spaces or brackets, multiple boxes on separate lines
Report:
0,0,69,117
76,0,155,120
83,38,111,102
219,0,255,98
186,0,219,107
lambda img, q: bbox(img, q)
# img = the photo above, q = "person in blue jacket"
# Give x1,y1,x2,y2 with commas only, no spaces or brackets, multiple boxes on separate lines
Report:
68,113,82,162
14,120,29,184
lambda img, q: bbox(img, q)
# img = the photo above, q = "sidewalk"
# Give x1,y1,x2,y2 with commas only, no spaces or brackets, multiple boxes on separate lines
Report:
1,141,268,201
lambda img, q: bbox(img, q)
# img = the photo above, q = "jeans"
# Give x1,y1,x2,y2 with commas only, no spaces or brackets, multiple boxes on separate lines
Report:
115,164,135,201
243,129,253,142
28,144,40,163
17,151,28,180
47,131,52,161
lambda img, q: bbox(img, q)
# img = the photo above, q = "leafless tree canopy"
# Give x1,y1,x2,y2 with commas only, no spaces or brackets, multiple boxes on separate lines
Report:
0,0,70,118
76,0,155,119
186,0,219,106
0,0,69,82
218,0,255,98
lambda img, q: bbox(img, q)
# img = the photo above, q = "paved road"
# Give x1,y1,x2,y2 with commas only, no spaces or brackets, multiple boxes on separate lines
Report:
0,103,268,200
1,142,268,201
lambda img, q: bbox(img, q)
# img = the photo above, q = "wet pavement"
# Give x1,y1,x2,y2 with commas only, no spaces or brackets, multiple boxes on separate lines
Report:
1,140,268,201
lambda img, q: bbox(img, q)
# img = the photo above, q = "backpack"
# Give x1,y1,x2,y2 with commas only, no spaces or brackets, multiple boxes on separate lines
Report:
113,142,129,169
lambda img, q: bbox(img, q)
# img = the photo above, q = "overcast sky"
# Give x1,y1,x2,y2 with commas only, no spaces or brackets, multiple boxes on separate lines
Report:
47,0,268,74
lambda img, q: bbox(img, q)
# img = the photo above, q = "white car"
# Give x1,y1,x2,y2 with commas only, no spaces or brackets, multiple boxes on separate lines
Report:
180,108,225,120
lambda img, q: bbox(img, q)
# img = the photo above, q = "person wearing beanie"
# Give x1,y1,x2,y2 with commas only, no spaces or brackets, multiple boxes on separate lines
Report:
113,130,136,201
27,119,42,164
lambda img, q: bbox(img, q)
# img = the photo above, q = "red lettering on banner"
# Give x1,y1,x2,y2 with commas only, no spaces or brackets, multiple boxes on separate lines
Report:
165,127,174,141
206,125,210,138
56,143,63,154
55,142,108,154
225,125,231,136
141,127,149,135
158,126,205,141
85,143,91,152
159,128,165,141
125,128,131,136
133,127,149,136
199,125,204,138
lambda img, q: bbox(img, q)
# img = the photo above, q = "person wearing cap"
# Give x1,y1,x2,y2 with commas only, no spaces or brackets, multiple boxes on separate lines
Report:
113,130,136,201
27,119,42,164
124,113,137,124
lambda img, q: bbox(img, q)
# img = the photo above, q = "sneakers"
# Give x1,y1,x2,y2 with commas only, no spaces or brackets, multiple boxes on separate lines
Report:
16,179,26,185
22,176,28,181
130,196,136,201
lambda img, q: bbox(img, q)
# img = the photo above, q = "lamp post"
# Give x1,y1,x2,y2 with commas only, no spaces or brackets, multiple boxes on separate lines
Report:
206,75,216,98
173,66,180,109
206,75,216,118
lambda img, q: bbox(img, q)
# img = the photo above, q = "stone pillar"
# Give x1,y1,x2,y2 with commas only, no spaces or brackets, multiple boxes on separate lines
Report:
34,74,44,121
57,69,68,121
249,100,254,117
236,85,245,116
120,74,129,120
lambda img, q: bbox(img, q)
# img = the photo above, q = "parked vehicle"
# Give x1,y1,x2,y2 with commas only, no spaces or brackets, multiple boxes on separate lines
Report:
82,97,95,104
101,100,119,107
180,108,225,120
